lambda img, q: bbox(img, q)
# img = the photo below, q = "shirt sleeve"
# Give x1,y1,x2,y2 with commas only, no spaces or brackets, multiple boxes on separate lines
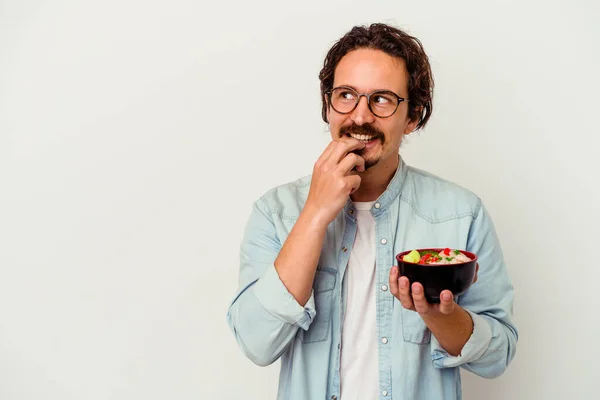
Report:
252,262,316,330
430,200,518,378
430,309,493,367
227,197,316,366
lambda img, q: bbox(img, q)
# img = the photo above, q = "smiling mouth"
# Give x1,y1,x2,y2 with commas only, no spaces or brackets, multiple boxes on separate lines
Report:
345,132,379,143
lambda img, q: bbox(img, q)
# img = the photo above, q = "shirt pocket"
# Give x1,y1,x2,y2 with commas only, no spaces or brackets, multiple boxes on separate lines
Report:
399,304,431,344
297,266,337,344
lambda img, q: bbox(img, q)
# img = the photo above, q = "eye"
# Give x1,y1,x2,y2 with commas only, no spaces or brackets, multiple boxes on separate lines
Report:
372,94,393,105
337,90,356,101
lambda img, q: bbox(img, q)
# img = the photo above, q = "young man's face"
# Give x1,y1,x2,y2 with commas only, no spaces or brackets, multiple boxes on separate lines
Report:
327,48,419,170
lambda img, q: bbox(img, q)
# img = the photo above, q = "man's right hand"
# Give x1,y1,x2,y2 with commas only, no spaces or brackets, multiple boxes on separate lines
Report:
304,137,366,225
272,137,365,305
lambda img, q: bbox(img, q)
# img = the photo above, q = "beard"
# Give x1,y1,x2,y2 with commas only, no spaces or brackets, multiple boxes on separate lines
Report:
339,122,386,170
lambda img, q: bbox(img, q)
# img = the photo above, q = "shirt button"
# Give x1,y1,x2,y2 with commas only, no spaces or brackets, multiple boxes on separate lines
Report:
341,246,348,252
374,202,381,209
382,390,388,396
381,337,388,344
331,396,337,400
380,238,387,245
381,284,388,291
349,209,354,215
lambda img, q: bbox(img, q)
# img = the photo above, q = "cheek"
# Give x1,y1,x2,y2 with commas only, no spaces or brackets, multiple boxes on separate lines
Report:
330,116,350,136
382,122,406,145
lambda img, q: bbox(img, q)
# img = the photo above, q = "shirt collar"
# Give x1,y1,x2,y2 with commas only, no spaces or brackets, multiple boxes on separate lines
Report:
344,155,408,219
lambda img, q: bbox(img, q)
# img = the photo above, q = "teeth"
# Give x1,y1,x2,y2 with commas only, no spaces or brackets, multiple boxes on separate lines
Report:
349,133,375,141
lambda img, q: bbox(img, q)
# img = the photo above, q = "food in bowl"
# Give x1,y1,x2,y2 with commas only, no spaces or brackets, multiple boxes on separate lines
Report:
395,248,478,303
402,248,472,265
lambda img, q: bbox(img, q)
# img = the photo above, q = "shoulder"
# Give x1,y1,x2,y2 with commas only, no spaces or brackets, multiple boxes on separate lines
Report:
402,165,483,222
254,174,312,220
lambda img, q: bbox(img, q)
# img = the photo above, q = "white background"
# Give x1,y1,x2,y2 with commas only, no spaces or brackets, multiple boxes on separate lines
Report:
1,0,599,399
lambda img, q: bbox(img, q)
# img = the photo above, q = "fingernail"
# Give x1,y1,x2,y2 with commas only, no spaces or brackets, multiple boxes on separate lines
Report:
399,278,406,288
412,285,421,293
442,292,452,301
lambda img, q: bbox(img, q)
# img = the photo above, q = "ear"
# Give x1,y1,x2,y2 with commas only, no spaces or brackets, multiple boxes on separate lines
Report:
403,105,423,135
324,95,331,123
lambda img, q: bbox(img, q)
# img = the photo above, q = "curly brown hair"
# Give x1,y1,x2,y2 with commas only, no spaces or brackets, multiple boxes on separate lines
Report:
319,23,434,131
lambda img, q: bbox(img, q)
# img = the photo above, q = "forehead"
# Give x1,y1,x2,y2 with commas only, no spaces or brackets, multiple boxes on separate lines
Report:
333,48,408,94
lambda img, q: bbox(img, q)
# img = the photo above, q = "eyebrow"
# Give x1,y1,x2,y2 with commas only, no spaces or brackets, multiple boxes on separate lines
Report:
334,84,403,97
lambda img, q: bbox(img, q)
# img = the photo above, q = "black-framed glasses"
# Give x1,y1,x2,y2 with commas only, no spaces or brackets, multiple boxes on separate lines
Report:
326,86,409,118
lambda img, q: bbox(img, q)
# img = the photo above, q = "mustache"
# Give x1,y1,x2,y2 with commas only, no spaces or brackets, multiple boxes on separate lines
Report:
340,123,385,143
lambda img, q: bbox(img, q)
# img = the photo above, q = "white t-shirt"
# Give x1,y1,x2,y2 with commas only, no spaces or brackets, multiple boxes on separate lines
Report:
340,201,378,400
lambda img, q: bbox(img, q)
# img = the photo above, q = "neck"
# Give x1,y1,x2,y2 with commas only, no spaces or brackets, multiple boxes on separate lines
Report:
350,154,399,202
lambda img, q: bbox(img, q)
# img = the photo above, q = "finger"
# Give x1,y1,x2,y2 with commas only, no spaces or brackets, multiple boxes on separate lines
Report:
337,152,366,174
473,263,479,284
411,282,430,314
397,276,415,310
439,290,455,314
327,138,366,165
389,266,400,298
346,175,362,194
315,140,338,165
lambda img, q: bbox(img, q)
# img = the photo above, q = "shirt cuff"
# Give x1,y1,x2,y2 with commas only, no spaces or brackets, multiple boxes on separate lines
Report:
431,310,493,368
251,263,316,331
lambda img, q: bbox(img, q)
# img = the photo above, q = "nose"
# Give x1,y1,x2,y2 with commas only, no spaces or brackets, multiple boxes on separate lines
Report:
351,95,376,126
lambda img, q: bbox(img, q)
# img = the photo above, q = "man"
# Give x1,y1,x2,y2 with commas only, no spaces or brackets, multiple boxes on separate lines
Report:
227,23,517,400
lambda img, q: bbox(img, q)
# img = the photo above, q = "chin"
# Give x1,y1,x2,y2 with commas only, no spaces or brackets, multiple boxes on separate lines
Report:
363,158,380,170
357,149,381,170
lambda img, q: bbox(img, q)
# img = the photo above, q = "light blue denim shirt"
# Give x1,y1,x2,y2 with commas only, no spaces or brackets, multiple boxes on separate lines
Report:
227,157,517,400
